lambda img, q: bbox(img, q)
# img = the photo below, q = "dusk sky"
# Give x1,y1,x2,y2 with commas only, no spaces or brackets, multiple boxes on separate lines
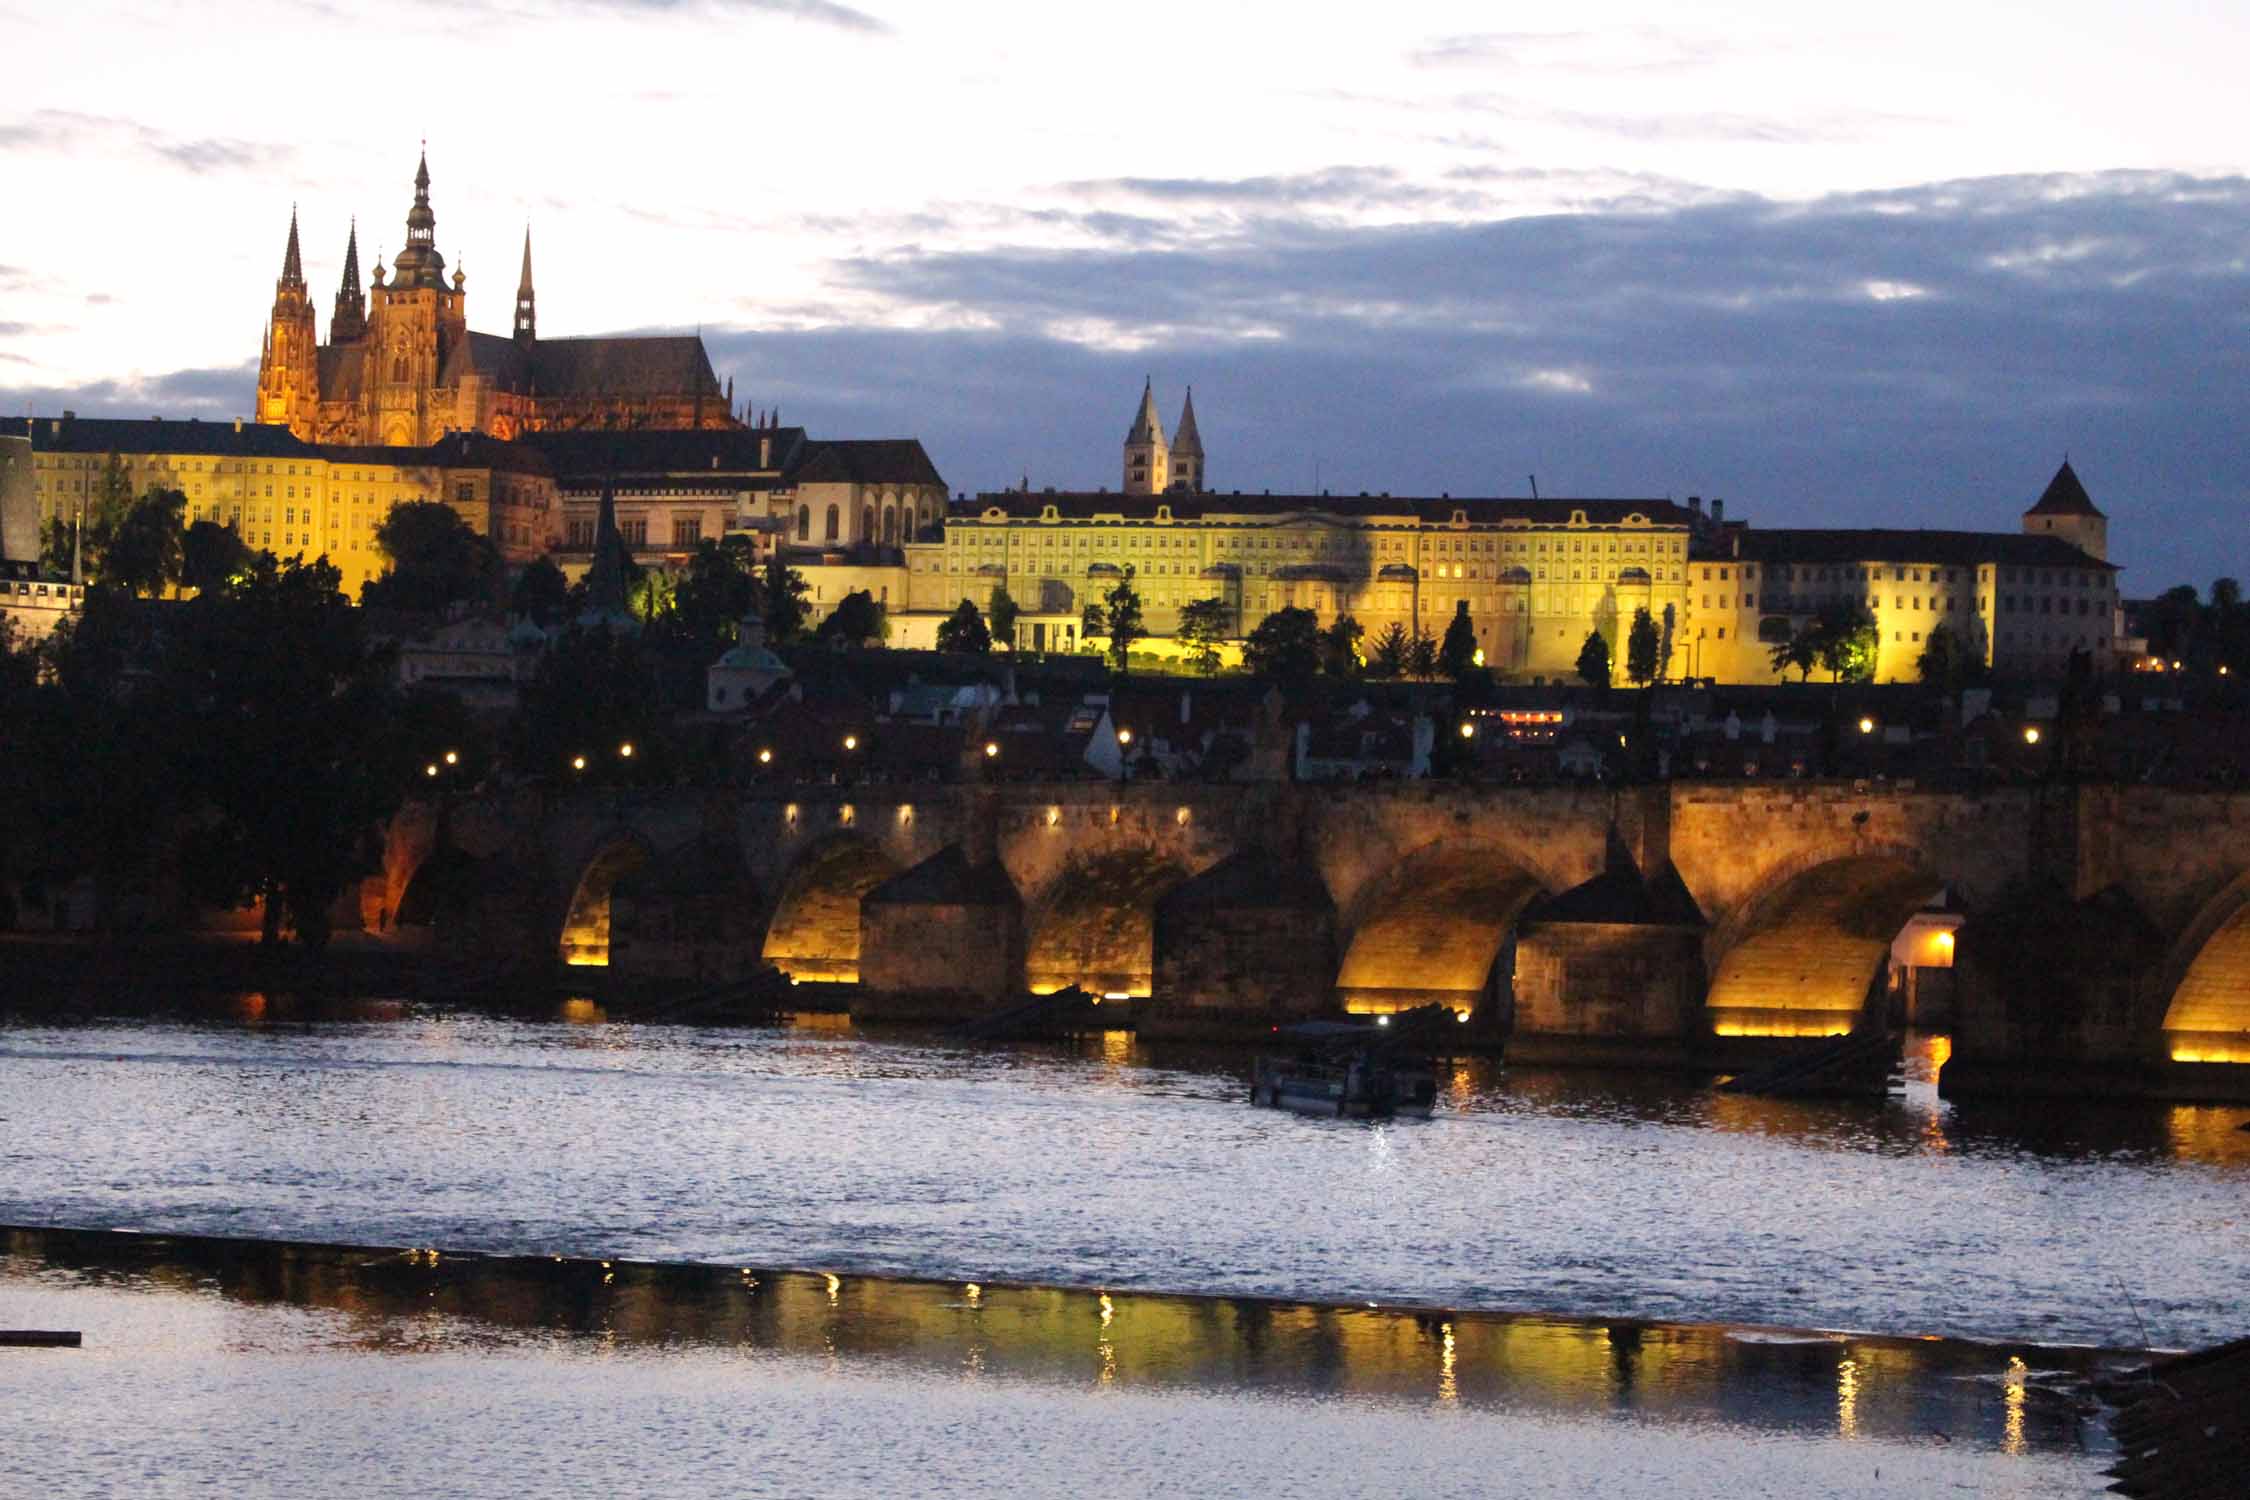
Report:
3,1,2245,590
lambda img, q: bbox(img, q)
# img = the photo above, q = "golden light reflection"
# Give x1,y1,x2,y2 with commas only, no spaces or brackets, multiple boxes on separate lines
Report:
1711,1013,1855,1038
559,998,605,1025
2168,1037,2250,1064
1101,1030,1132,1067
1438,1321,1458,1407
825,1273,841,1307
1837,1356,1859,1440
965,1283,981,1305
236,991,269,1022
1098,1293,1115,1328
2003,1355,2026,1455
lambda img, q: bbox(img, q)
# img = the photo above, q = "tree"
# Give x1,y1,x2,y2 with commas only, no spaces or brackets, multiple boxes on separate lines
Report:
169,555,403,947
817,588,888,648
40,454,137,581
1916,621,1970,690
1814,598,1879,683
1576,629,1612,689
1626,607,1660,687
1368,621,1410,679
511,624,667,787
362,500,500,612
667,537,760,651
103,487,188,597
1438,603,1479,679
988,585,1021,653
1659,603,1677,683
1404,628,1439,681
1176,597,1231,676
1103,565,1144,673
762,555,810,643
1242,606,1322,684
935,598,991,654
181,519,251,597
509,555,571,626
1320,614,1365,677
1768,626,1818,682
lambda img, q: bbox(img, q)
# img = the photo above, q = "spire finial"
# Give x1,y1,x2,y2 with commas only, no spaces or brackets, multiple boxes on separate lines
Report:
280,205,304,286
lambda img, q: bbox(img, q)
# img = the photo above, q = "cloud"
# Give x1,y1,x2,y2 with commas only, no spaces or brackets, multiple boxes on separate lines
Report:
1408,27,1725,75
507,0,891,33
0,362,255,420
0,110,292,174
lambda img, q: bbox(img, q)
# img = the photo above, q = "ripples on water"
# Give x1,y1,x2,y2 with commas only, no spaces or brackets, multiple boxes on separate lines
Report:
1,1010,2244,1347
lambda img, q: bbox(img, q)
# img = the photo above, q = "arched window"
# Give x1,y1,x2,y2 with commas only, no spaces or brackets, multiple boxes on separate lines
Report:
797,505,810,541
825,505,839,542
861,505,874,541
882,505,897,544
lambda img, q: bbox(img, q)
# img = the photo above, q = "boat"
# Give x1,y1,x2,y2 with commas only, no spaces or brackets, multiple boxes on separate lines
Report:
1250,1021,1438,1119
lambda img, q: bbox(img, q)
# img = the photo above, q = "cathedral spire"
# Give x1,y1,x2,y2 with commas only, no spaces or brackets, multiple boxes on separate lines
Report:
1169,385,1204,493
1126,376,1164,446
279,206,305,289
514,228,536,343
331,218,367,343
1122,377,1169,495
393,146,447,289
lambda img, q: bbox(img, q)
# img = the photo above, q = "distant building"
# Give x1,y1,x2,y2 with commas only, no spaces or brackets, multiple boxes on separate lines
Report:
255,152,737,447
1,432,85,639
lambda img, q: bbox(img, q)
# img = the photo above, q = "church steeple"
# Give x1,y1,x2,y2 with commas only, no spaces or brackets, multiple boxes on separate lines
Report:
331,218,367,344
1123,377,1169,495
279,206,305,290
391,147,448,289
1169,386,1204,493
514,228,536,344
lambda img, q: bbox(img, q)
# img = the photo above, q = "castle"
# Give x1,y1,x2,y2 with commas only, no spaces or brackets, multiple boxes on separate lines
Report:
254,153,737,447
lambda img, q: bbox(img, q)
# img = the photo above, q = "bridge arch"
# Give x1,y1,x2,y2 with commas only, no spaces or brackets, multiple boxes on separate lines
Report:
1023,847,1194,997
2155,869,2250,1063
559,831,656,967
1334,840,1552,1016
1703,844,1943,1037
762,832,905,983
395,846,482,935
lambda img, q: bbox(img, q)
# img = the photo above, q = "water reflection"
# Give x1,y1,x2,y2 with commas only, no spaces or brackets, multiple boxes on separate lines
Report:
1,1225,2118,1457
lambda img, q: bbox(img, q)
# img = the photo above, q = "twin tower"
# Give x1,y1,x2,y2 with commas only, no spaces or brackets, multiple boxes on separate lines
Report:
1122,380,1205,496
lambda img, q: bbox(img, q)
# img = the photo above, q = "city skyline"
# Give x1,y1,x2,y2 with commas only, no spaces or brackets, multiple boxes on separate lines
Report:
3,2,2247,588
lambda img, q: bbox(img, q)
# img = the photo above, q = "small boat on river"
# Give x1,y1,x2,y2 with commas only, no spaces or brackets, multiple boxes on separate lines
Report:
1250,1022,1438,1119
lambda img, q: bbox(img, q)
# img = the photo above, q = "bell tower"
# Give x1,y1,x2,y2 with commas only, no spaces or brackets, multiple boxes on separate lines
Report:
514,229,536,344
1122,378,1168,496
255,208,319,437
367,149,467,444
1169,386,1204,493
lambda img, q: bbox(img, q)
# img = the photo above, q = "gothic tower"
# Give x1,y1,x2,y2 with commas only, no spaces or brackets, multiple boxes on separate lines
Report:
2022,459,2108,561
514,229,536,344
366,150,468,445
1169,386,1204,493
330,219,366,344
254,208,319,436
1123,378,1169,496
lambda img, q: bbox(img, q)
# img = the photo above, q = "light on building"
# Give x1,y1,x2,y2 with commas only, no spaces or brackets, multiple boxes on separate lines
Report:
1117,728,1133,746
1459,722,1475,739
570,754,587,772
984,741,1000,758
758,748,773,764
1858,716,1876,735
425,763,439,777
843,734,859,751
2223,665,2233,677
443,750,459,766
1375,1014,1391,1027
1472,648,1486,668
2023,726,2041,745
619,742,634,759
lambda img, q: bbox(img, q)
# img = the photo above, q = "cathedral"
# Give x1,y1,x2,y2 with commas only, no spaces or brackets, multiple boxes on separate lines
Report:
1122,379,1204,494
255,153,737,446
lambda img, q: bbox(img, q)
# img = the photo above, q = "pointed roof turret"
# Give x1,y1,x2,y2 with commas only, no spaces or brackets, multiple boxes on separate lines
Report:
330,218,368,343
279,206,305,288
392,146,448,289
514,227,536,343
1125,377,1165,446
581,484,636,626
1171,386,1203,456
339,217,361,292
2026,458,2104,518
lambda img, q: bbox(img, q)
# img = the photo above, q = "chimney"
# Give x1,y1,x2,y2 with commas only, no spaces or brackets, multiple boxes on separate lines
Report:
1712,498,1725,525
1687,495,1702,515
233,418,243,433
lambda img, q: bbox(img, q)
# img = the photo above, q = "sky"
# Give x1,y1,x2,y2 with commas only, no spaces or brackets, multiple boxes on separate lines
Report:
2,0,2245,590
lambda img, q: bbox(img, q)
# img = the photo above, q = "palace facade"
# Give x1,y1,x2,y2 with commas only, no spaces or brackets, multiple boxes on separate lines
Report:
255,153,737,447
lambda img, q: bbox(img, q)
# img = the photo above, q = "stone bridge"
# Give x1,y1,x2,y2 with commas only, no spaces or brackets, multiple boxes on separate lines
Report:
380,779,2250,1098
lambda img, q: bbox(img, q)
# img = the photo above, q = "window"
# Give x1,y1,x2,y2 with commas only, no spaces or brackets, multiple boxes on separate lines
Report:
672,516,702,548
797,505,810,541
456,482,474,503
621,519,648,547
826,505,839,542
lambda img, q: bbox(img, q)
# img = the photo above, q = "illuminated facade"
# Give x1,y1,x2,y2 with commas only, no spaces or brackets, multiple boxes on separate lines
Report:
3,415,560,599
256,153,736,447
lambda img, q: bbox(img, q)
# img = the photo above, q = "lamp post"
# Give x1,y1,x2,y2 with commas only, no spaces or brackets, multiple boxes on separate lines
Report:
1115,727,1133,784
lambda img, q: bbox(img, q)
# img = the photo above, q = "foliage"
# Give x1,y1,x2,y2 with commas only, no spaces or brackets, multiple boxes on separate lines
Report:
168,556,403,947
1242,606,1322,684
510,624,666,786
1081,602,1105,638
1575,629,1612,689
664,537,761,652
181,519,252,596
987,585,1020,652
936,598,992,654
1768,626,1819,682
1658,603,1676,683
1625,608,1661,687
1320,614,1365,678
361,500,500,613
1367,621,1410,679
762,555,810,643
1915,621,1976,690
817,588,888,648
1404,628,1439,680
2146,578,2250,675
104,487,188,597
39,456,143,582
1813,598,1880,683
1103,565,1144,673
1175,596,1230,675
1438,605,1479,679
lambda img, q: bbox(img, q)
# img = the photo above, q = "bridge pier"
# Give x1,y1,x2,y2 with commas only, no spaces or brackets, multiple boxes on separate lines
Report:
1145,851,1338,1040
856,845,1025,1023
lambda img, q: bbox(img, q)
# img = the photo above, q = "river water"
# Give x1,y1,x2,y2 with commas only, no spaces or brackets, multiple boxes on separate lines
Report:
2,1009,2244,1346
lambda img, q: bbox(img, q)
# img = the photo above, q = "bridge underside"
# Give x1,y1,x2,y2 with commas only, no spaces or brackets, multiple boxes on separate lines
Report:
763,838,902,984
1336,850,1545,1015
1706,857,1939,1038
559,840,649,968
1025,849,1189,997
2165,907,2250,1063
